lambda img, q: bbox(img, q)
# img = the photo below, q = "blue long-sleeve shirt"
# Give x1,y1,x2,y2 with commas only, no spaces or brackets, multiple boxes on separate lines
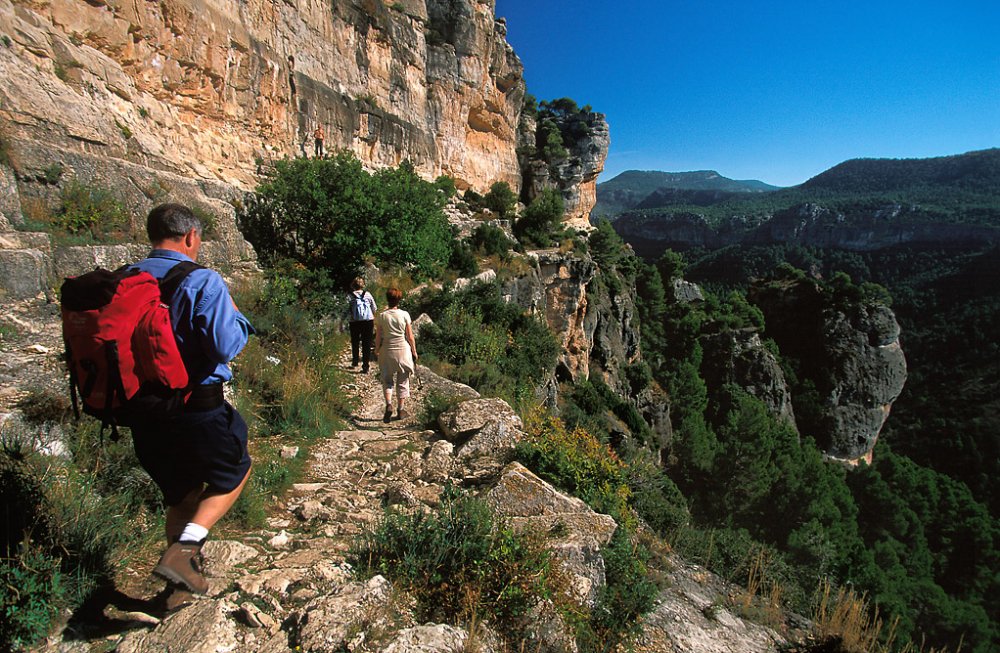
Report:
132,249,255,385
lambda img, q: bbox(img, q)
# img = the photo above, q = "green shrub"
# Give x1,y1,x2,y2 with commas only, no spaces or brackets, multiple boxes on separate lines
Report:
54,180,129,241
237,153,452,286
348,487,564,630
515,410,632,523
471,223,512,257
42,163,63,185
448,235,479,277
0,426,155,651
515,188,565,248
483,181,518,219
420,390,464,430
433,174,456,198
0,545,64,651
415,282,559,403
582,528,658,652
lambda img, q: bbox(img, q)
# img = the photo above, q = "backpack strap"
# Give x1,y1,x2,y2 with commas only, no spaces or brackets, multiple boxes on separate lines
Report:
158,260,204,303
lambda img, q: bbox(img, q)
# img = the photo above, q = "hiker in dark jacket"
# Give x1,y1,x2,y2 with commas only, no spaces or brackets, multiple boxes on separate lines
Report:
130,203,255,611
347,276,377,373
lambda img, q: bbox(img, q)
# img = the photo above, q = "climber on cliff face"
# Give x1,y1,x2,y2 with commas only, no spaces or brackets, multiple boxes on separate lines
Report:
314,123,325,159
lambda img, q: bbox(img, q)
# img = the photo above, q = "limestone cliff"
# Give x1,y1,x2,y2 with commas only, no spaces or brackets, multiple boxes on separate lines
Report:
500,249,639,387
0,0,607,232
749,277,907,463
518,105,610,232
0,0,521,220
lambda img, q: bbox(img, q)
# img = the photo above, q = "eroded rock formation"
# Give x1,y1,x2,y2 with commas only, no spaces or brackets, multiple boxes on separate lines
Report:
750,277,907,462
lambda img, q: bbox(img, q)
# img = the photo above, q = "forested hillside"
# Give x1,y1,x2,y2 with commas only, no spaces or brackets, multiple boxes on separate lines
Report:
598,148,1000,651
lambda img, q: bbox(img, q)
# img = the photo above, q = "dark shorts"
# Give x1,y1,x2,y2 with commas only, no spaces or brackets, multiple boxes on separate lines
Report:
131,401,251,507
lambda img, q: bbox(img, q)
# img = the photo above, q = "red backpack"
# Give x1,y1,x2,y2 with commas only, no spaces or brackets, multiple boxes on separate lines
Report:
60,262,201,437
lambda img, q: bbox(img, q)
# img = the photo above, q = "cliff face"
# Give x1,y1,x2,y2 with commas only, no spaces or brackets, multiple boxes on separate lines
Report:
500,250,640,386
519,110,610,232
0,0,609,230
0,0,523,200
750,278,907,463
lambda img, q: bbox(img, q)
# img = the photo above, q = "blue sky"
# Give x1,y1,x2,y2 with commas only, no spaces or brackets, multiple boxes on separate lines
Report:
494,0,1000,187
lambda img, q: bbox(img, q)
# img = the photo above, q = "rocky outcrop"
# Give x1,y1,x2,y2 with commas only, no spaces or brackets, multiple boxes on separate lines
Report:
519,109,610,231
499,249,639,386
750,278,907,462
486,462,617,607
701,329,797,429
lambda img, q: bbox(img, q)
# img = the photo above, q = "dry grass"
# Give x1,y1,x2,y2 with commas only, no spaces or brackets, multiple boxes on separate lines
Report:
811,579,959,653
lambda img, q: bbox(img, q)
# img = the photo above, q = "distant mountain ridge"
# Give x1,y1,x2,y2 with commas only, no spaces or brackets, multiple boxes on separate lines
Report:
593,170,781,218
610,148,1000,256
801,148,1000,193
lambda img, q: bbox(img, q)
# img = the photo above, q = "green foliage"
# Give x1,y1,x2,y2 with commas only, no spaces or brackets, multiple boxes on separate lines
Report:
447,231,478,277
229,270,354,528
0,424,155,651
516,410,633,522
348,487,562,630
42,163,63,185
633,240,1000,651
53,180,129,241
415,281,559,403
514,411,664,650
237,153,452,286
483,181,518,219
521,93,538,119
515,188,565,248
2,35,11,47
470,223,512,258
0,545,64,651
419,391,464,430
115,119,132,139
588,219,628,269
433,174,456,198
583,528,658,652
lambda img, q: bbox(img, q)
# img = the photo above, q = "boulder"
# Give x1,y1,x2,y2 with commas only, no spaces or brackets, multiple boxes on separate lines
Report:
298,575,404,652
382,624,473,653
117,599,238,653
438,397,521,439
0,249,47,299
486,462,617,606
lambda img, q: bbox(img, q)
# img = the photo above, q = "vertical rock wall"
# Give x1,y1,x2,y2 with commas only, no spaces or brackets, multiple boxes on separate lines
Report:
0,0,525,207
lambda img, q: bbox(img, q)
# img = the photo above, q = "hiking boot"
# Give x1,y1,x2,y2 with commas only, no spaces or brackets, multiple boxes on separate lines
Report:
383,406,392,423
164,585,195,612
397,408,410,420
361,364,370,373
153,541,208,594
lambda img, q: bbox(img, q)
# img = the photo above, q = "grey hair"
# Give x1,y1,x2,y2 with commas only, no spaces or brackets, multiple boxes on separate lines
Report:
147,203,202,242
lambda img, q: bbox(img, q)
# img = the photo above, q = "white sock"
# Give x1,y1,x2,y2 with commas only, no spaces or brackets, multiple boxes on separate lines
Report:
179,522,209,544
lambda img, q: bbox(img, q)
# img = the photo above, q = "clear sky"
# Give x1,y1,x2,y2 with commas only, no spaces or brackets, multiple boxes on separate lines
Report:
493,0,1000,187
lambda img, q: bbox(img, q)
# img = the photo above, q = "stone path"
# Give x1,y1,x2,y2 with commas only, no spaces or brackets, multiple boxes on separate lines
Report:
102,355,486,653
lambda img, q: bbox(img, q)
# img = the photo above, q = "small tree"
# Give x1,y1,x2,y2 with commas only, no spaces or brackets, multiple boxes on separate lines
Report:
237,152,451,285
483,181,518,219
514,189,565,248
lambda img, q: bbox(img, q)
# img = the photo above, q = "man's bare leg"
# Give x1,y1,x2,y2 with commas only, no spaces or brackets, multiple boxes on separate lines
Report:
164,467,252,542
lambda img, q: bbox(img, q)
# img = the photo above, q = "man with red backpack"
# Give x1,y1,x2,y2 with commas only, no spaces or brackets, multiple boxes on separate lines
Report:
129,203,255,609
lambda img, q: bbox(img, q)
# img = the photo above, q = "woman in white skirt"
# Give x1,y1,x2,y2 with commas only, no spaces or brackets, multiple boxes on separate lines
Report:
374,287,418,423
